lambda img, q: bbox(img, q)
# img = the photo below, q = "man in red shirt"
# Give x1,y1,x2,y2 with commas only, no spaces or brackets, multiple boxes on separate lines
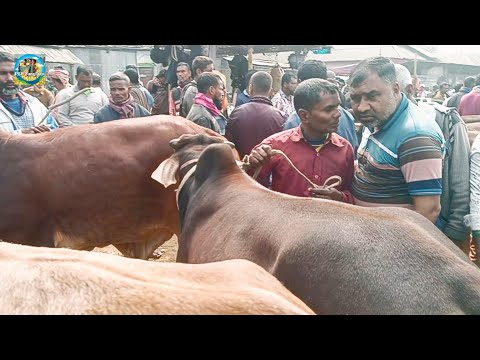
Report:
459,75,480,116
247,78,354,203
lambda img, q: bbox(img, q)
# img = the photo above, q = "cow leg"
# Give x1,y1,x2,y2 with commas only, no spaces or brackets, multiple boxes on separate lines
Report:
114,230,174,260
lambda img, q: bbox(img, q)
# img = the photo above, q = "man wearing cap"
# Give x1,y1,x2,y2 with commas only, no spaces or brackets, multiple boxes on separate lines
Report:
394,64,418,105
48,67,72,96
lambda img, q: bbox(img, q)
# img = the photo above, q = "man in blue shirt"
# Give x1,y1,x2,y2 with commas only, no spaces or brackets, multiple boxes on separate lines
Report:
282,60,358,155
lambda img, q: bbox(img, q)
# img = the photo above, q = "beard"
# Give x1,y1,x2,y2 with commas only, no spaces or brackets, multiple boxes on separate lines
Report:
1,83,20,96
213,97,223,110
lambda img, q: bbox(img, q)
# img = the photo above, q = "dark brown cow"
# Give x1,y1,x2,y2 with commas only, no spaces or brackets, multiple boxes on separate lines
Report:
0,242,314,315
0,116,227,259
153,134,480,315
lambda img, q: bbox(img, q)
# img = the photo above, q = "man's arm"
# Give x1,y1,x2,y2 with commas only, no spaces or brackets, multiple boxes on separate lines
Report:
462,115,480,124
93,110,103,124
145,91,154,110
55,90,73,126
246,142,276,188
399,135,443,223
47,93,54,108
181,87,196,118
137,104,150,117
412,195,441,223
192,116,218,133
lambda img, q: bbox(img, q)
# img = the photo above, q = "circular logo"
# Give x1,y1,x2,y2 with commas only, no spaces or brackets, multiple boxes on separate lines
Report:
14,54,46,85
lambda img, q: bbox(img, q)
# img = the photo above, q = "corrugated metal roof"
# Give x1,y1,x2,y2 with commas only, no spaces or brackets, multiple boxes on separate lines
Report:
0,45,83,64
49,45,151,51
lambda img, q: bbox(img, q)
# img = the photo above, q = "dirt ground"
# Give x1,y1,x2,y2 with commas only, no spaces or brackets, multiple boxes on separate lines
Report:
93,235,179,262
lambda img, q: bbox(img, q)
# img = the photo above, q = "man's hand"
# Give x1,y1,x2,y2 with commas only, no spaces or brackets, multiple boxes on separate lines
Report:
472,236,480,267
22,125,51,134
248,145,274,168
309,187,344,202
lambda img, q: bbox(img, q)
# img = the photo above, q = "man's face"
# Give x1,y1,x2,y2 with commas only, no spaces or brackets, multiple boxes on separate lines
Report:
211,81,224,110
109,80,131,103
176,65,191,83
349,73,401,129
51,77,62,90
440,85,449,94
0,61,19,96
299,92,341,134
76,73,93,90
284,77,298,96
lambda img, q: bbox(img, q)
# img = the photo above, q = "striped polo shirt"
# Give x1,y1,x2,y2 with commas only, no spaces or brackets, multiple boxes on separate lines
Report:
353,94,445,207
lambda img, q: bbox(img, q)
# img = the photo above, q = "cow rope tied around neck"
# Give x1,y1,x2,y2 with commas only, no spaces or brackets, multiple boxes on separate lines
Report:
175,159,199,209
175,148,343,209
242,149,342,190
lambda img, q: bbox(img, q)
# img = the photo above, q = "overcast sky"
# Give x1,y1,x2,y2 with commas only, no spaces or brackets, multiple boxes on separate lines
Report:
421,45,480,54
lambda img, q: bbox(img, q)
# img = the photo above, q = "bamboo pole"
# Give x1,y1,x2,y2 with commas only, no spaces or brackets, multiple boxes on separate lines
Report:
39,87,91,125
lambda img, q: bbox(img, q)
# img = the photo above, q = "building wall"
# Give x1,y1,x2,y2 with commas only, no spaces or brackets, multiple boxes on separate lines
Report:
44,62,76,84
67,48,137,92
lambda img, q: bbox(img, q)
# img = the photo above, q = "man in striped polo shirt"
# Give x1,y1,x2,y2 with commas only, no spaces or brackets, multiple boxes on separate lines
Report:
349,57,445,224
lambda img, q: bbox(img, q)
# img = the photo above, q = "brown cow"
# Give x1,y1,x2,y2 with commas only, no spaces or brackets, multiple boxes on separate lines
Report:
462,115,480,146
0,242,314,315
0,116,228,259
467,123,480,147
153,134,480,315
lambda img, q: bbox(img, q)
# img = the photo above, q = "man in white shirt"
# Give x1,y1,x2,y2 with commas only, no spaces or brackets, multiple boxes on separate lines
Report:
55,65,108,126
271,72,297,118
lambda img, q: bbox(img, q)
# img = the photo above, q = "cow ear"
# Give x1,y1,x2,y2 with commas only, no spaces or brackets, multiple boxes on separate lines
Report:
151,157,180,187
169,138,181,150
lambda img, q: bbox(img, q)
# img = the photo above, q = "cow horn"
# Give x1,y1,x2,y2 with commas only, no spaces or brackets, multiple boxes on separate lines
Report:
224,141,235,149
151,157,180,188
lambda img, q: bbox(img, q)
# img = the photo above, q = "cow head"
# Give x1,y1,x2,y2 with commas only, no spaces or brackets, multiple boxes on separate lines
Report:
152,134,236,188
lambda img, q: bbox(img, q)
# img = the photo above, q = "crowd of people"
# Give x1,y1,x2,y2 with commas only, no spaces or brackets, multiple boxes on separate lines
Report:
1,49,479,265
